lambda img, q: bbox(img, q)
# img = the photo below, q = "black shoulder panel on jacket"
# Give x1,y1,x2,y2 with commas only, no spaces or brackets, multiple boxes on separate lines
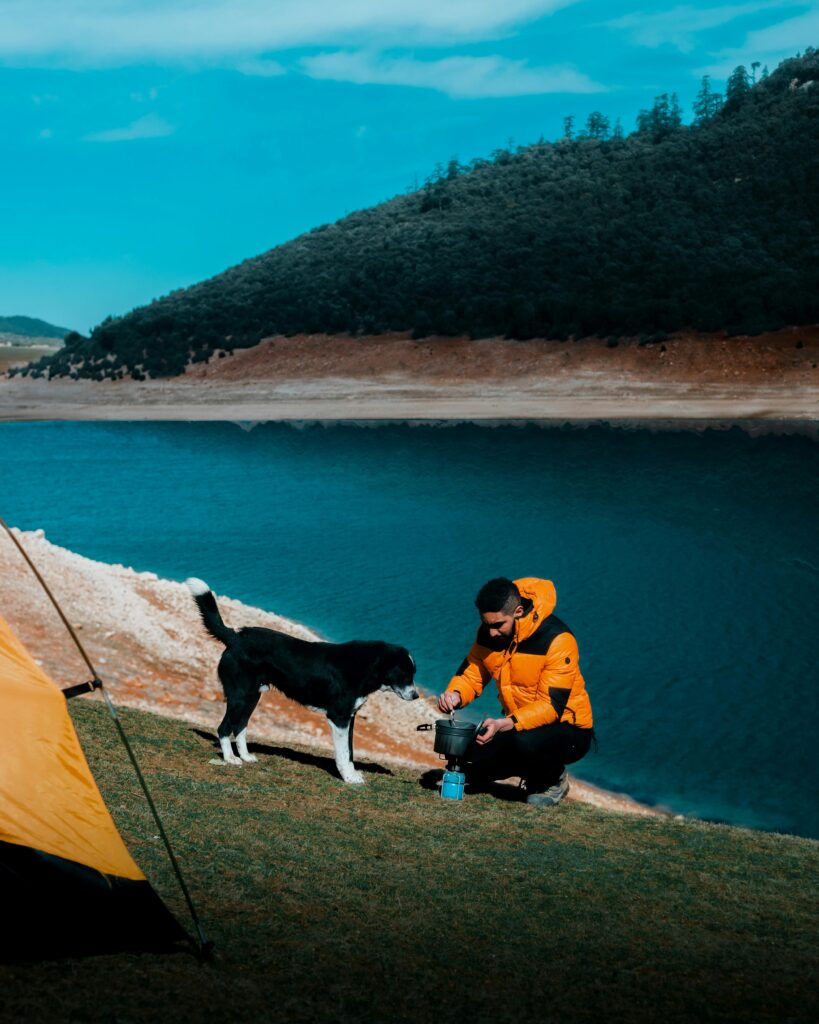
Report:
516,614,574,656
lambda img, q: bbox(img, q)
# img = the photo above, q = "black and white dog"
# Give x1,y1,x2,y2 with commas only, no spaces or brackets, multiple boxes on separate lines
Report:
185,578,419,783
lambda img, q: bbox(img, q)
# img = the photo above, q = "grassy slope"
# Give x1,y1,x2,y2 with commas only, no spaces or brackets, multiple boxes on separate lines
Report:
1,700,816,1024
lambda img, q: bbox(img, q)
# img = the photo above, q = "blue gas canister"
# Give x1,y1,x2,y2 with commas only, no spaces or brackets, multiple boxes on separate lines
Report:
441,769,466,801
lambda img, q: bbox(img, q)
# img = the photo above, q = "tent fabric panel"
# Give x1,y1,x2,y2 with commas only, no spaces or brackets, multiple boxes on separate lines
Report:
0,614,144,880
0,840,189,961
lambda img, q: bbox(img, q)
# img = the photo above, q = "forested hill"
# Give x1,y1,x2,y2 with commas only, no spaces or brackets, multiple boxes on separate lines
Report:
0,315,69,340
24,51,819,380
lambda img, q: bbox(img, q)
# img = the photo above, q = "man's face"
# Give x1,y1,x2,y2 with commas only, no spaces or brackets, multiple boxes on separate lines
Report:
481,604,524,642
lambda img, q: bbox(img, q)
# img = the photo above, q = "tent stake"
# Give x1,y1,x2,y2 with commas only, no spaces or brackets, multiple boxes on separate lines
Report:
0,518,212,960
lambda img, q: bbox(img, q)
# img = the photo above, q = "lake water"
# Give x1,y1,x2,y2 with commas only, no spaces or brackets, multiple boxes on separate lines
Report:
2,421,817,839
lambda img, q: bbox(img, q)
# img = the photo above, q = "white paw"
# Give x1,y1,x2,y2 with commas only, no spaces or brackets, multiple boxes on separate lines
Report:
223,753,243,766
342,770,365,785
240,753,258,763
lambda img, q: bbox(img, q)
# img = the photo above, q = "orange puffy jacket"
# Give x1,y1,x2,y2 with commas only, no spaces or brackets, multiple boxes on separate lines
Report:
446,578,593,731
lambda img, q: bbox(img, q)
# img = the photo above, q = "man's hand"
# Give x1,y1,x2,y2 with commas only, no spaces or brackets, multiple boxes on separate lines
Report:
475,717,514,744
437,690,462,713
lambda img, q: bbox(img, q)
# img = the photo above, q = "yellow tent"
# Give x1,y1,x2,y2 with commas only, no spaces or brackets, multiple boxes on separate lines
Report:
0,613,187,960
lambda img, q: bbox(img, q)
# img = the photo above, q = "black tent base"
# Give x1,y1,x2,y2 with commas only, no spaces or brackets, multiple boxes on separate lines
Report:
0,840,192,962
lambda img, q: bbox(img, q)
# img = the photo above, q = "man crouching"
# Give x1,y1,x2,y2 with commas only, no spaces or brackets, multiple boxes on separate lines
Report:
437,577,594,806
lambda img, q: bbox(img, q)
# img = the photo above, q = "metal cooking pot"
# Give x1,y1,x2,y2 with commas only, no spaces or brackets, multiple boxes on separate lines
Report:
417,718,480,759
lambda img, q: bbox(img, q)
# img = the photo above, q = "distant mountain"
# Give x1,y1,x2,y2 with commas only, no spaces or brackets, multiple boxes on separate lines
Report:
19,49,819,380
0,315,71,340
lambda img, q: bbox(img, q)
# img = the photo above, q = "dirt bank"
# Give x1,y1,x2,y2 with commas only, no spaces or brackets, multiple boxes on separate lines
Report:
186,326,819,387
2,326,817,425
1,527,657,816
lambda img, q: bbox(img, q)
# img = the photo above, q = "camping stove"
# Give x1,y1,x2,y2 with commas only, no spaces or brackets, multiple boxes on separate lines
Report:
417,718,483,800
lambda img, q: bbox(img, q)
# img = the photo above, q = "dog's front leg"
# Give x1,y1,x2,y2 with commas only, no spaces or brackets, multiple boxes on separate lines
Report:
328,717,364,785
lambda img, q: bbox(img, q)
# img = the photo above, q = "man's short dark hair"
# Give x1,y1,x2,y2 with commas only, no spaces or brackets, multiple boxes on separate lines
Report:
475,578,521,614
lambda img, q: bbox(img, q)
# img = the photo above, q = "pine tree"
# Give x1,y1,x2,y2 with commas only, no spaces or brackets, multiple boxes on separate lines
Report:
693,75,723,124
726,65,751,109
426,162,445,186
562,115,575,139
584,111,610,139
670,93,683,127
637,93,683,138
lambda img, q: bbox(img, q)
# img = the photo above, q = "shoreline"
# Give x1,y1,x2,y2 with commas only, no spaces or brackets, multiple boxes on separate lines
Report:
1,379,817,431
1,527,660,819
2,328,817,427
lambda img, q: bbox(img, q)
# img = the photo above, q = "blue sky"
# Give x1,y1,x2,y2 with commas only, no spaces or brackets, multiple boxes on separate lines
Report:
1,0,815,333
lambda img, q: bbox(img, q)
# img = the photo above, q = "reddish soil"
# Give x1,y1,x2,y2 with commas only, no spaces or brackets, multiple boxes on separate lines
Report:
185,325,819,388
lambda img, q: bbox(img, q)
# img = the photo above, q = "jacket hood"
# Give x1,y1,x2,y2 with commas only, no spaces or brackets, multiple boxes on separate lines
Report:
513,578,556,642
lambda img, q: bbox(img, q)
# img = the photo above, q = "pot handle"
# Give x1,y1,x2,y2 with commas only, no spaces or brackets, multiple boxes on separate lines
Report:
416,724,433,732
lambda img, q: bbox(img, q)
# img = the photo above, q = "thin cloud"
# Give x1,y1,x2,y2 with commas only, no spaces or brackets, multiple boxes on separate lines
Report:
237,58,287,78
0,1,579,68
743,6,819,50
606,2,792,53
301,50,605,98
84,113,175,142
694,5,819,78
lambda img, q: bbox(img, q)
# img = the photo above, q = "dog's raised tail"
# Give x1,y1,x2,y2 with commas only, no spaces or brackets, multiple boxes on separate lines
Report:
185,578,236,646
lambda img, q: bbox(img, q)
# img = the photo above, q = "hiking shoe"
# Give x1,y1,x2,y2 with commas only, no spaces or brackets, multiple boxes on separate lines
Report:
526,774,569,807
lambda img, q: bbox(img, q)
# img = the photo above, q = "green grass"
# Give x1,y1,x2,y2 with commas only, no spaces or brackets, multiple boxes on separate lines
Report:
2,700,816,1023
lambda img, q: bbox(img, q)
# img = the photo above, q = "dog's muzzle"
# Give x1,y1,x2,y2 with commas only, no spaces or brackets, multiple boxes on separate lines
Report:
398,685,420,701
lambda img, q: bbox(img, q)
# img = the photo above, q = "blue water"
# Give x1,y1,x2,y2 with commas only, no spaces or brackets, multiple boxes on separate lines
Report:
2,421,817,839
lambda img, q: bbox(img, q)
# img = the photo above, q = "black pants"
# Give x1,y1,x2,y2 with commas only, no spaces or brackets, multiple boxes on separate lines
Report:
465,722,592,792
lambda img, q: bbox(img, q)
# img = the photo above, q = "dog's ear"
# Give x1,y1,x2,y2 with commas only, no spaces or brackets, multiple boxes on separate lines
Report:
379,645,415,686
365,644,402,686
368,644,393,682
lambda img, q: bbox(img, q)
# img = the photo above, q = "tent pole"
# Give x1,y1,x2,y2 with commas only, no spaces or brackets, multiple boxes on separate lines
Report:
0,518,212,960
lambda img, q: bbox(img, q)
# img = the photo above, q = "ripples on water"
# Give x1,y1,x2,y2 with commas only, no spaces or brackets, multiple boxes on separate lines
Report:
2,421,817,838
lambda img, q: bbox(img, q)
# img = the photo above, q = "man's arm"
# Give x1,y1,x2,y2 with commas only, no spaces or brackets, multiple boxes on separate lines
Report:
510,633,579,731
439,646,491,711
